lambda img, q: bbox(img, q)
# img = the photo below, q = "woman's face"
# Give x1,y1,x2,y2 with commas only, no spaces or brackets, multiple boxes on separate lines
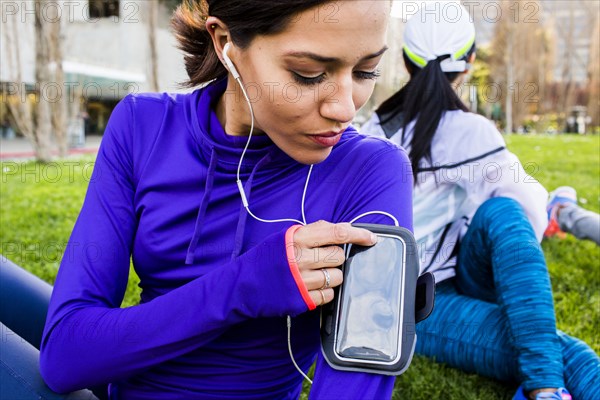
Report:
220,1,390,164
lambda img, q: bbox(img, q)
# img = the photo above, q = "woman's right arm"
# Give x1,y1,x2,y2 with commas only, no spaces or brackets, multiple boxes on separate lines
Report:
39,98,310,393
40,97,375,394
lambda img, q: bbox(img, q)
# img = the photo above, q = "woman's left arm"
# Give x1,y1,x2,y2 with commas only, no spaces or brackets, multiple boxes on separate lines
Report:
485,151,548,240
450,119,548,242
458,147,548,242
309,143,413,400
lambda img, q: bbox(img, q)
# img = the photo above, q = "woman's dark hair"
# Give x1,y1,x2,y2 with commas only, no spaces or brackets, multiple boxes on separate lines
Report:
171,0,329,87
377,45,476,184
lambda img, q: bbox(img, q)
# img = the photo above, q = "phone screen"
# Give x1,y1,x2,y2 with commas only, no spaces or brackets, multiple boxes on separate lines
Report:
335,235,405,363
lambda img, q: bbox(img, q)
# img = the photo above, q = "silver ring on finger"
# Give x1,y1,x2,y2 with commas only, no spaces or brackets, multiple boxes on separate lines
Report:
318,289,326,305
320,268,331,289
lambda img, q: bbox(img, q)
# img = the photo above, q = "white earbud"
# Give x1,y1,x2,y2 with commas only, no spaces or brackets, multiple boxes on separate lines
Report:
222,42,240,80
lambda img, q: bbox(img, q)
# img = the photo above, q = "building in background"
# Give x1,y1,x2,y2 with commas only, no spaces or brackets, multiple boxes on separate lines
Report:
543,0,595,84
1,0,598,142
1,0,187,139
386,0,598,133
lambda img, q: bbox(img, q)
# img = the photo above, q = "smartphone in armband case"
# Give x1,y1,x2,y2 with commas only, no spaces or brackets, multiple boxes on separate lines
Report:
320,223,435,375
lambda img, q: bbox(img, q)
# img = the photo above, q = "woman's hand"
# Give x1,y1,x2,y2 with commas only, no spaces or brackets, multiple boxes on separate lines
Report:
290,221,378,306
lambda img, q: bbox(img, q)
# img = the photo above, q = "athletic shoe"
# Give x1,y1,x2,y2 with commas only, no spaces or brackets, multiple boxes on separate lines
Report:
544,186,577,239
513,386,572,400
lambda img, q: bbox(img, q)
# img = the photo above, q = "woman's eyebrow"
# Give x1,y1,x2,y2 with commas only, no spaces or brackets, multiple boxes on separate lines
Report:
284,46,389,63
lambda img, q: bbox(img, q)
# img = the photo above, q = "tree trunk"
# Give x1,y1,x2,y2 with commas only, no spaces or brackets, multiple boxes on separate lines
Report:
148,1,160,92
48,0,69,157
35,0,53,162
559,5,575,118
588,18,600,127
489,0,546,133
505,25,514,135
2,6,36,146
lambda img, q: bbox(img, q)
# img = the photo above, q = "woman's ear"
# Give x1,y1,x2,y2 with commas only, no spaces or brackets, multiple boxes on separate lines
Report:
462,52,476,74
206,16,230,65
467,52,476,64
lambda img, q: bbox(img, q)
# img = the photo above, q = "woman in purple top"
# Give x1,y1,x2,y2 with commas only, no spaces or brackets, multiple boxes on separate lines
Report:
39,1,413,399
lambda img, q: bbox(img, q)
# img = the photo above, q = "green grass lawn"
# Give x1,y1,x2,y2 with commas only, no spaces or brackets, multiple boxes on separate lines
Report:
1,134,598,399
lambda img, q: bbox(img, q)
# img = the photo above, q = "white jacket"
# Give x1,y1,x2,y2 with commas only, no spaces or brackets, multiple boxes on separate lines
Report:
362,110,548,282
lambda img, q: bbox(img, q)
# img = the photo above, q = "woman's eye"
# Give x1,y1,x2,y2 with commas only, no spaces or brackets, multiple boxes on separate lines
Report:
291,72,327,86
291,69,380,86
354,70,381,81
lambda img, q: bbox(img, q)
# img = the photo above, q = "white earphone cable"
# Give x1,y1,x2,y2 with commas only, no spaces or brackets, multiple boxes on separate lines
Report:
230,69,314,383
301,165,313,225
228,47,398,386
234,74,312,227
235,75,255,183
287,315,313,384
349,211,399,227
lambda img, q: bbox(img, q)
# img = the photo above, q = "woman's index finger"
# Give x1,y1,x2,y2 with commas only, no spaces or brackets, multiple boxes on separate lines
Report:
294,221,377,248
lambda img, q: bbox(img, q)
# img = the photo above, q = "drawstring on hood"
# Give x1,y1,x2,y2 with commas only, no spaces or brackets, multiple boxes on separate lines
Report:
185,148,218,265
184,78,294,265
231,152,272,259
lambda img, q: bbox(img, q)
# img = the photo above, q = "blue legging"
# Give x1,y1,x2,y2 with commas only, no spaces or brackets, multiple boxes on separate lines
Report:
415,197,600,399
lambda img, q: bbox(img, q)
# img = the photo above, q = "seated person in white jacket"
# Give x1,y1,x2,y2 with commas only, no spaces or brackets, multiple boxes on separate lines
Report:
361,4,599,400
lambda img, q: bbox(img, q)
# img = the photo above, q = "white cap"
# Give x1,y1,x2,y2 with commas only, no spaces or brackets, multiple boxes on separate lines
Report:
403,2,476,72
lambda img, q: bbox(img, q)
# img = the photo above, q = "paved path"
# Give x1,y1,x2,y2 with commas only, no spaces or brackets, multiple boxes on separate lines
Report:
0,136,103,160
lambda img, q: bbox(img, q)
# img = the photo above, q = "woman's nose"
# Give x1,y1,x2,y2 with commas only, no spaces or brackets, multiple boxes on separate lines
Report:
319,78,356,124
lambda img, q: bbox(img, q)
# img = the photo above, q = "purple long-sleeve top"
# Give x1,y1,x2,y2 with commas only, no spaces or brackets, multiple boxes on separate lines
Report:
39,78,413,399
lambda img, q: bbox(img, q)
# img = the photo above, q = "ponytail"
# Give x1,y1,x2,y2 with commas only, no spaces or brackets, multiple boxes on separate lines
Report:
377,51,472,184
171,0,226,87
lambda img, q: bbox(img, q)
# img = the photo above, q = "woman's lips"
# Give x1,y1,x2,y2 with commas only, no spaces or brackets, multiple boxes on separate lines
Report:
308,132,343,147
